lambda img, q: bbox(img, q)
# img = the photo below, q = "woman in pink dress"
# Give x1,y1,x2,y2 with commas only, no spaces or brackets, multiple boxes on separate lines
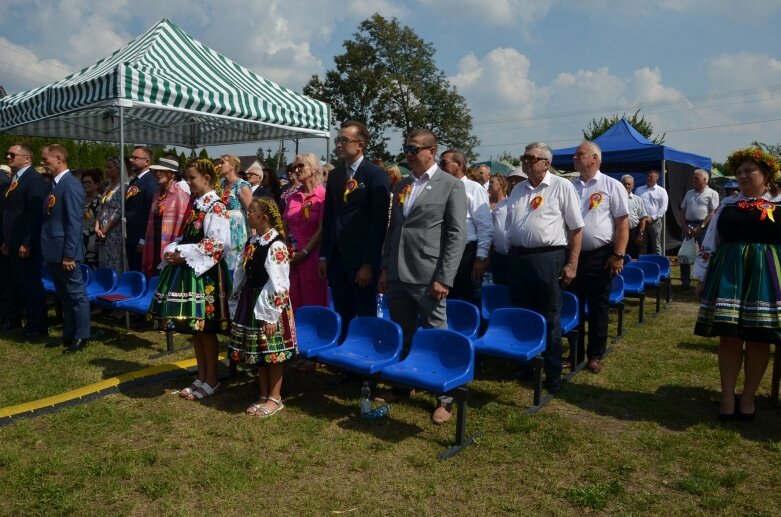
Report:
283,153,328,309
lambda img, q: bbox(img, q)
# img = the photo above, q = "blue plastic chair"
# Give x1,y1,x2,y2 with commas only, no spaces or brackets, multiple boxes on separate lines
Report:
480,284,511,321
86,267,118,301
93,271,147,308
294,306,342,359
638,254,671,303
619,266,645,324
315,317,403,375
380,329,482,460
114,276,159,314
625,261,662,314
41,263,55,293
473,307,548,413
561,291,585,376
446,299,480,341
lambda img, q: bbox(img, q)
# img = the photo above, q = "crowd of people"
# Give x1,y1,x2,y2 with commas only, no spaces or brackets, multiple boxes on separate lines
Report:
1,127,778,424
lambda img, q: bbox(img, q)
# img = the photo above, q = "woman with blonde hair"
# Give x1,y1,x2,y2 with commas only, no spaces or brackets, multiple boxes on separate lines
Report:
385,164,402,189
218,154,253,269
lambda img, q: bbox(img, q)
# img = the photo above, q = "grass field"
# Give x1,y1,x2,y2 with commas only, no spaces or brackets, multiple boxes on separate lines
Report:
0,273,779,516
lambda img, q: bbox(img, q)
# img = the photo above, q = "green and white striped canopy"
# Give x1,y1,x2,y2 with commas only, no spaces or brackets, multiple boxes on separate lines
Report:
0,19,331,147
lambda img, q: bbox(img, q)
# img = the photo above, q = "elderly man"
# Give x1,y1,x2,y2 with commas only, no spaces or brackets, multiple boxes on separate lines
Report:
678,168,719,288
505,142,584,392
376,128,467,424
621,175,650,258
570,141,629,373
476,163,491,189
635,170,668,255
439,149,493,305
246,161,272,198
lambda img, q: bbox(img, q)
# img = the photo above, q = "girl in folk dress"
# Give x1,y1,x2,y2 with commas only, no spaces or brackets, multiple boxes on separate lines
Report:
230,198,297,417
148,159,232,400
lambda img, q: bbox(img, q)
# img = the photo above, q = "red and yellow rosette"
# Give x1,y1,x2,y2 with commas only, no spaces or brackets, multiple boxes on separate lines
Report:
185,209,196,226
589,192,603,209
343,179,358,203
757,201,776,222
242,243,254,269
46,194,56,215
398,184,411,205
5,180,18,198
530,195,543,210
126,184,139,200
303,200,313,219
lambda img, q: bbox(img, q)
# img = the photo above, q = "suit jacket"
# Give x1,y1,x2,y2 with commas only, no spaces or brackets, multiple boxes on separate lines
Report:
382,168,467,287
125,170,158,246
2,166,47,252
41,170,85,263
320,158,390,270
251,185,273,199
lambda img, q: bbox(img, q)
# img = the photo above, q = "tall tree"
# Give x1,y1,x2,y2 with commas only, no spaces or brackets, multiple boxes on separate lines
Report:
582,110,666,144
303,14,479,161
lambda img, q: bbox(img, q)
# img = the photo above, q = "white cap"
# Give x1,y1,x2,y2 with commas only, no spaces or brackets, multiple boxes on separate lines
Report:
509,166,527,179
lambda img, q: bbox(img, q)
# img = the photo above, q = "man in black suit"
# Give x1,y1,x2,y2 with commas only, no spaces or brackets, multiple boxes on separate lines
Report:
247,161,273,199
319,121,390,339
125,146,158,271
3,144,48,340
40,144,90,353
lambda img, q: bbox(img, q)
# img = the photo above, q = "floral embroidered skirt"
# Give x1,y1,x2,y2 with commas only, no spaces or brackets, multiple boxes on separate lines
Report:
229,284,297,365
148,260,232,334
695,241,781,342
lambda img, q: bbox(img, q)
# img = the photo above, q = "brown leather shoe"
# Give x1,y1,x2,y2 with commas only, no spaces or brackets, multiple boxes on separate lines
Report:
431,402,453,424
586,358,603,373
561,358,573,370
373,388,415,404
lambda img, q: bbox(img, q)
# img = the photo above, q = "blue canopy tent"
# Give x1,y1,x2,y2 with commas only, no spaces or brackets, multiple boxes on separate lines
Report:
551,120,712,253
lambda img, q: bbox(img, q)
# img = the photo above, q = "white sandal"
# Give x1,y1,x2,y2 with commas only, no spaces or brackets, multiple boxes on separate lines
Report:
178,379,204,398
189,381,220,401
245,397,268,415
254,397,285,418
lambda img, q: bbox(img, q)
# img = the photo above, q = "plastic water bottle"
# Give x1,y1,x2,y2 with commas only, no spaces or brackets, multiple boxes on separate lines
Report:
376,294,384,318
365,404,390,420
359,381,372,417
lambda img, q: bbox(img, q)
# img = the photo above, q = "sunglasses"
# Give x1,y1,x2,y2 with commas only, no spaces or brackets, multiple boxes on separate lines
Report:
292,163,305,171
6,152,30,159
334,136,361,145
520,155,547,164
439,159,458,167
402,144,431,155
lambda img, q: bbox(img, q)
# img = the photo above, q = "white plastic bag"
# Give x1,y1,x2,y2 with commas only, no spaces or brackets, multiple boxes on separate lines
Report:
678,237,698,265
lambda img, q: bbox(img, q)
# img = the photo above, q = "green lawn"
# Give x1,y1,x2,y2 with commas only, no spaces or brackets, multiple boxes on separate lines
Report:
1,275,780,516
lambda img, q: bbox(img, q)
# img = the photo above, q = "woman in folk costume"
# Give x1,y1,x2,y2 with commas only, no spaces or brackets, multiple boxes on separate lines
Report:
148,159,232,401
230,197,297,418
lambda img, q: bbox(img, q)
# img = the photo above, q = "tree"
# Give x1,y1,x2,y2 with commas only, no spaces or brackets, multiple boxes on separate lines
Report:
751,140,781,161
303,14,479,161
498,150,520,167
582,110,665,144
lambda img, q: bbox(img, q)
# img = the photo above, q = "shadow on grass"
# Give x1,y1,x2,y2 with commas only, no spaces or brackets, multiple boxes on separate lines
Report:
556,383,781,442
677,341,718,354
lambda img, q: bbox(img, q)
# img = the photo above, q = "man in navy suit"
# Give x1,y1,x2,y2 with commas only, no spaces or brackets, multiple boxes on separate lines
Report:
40,144,90,353
319,121,391,338
125,146,158,271
3,143,48,340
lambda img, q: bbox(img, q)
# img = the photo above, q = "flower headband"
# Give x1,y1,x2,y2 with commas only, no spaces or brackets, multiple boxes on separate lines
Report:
725,147,780,182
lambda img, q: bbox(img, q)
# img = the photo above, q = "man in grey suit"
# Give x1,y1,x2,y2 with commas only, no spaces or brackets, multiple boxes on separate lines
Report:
376,128,467,424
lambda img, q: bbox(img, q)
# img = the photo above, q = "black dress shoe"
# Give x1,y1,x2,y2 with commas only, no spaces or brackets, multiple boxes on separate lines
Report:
23,331,48,343
63,339,88,354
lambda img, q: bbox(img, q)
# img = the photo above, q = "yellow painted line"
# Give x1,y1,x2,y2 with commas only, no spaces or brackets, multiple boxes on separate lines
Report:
0,353,228,419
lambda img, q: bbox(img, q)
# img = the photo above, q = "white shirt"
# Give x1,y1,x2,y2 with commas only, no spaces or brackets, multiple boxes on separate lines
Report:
136,169,150,181
404,163,438,217
345,155,364,179
573,170,629,251
505,171,584,248
627,193,648,229
460,176,493,258
635,183,668,220
14,165,32,180
681,186,719,222
492,199,510,255
52,169,70,184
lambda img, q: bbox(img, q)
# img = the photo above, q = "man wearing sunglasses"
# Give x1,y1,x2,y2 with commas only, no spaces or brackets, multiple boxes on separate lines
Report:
505,142,584,394
319,121,390,342
376,128,467,424
2,144,48,340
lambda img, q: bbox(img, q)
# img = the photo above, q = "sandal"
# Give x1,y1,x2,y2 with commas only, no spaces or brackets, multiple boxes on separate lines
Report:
254,397,285,418
178,379,204,398
245,397,268,415
188,382,220,401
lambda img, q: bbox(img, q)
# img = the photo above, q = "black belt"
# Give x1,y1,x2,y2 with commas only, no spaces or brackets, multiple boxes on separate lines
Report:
509,245,566,256
580,244,611,256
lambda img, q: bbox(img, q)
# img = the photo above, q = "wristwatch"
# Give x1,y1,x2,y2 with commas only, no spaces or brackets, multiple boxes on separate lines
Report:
611,252,624,259
700,223,706,229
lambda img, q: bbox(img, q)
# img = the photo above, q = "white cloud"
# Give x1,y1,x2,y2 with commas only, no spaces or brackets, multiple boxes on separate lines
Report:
421,0,553,26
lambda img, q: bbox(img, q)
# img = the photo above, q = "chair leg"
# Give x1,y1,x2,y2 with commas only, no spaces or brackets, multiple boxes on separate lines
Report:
665,278,671,304
147,330,191,359
565,331,584,380
612,302,625,343
438,386,484,460
526,355,554,415
654,286,661,314
638,295,645,324
772,343,780,406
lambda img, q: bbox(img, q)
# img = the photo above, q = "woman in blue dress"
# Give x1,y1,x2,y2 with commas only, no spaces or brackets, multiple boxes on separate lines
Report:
218,154,252,270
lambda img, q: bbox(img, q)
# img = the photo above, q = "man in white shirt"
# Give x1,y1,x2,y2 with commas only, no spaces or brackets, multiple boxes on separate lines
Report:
570,141,629,374
505,142,584,392
439,149,493,305
678,168,719,288
476,163,491,190
620,175,650,258
635,170,668,255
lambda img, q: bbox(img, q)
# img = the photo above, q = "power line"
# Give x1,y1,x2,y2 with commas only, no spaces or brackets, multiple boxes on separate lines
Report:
0,42,73,74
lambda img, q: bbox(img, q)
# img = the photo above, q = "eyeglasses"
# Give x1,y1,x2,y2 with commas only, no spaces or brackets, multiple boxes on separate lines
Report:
130,155,148,161
402,144,432,155
6,152,30,159
520,155,547,164
246,172,261,177
334,136,361,145
439,159,458,167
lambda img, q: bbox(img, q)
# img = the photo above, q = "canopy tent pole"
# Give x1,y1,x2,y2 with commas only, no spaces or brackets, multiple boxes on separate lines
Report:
661,159,667,255
119,105,128,273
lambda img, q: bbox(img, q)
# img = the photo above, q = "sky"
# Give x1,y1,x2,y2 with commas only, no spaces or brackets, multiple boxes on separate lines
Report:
1,0,780,165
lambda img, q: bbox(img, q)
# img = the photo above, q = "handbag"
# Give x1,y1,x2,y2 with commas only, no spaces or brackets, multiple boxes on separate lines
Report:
678,237,698,265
